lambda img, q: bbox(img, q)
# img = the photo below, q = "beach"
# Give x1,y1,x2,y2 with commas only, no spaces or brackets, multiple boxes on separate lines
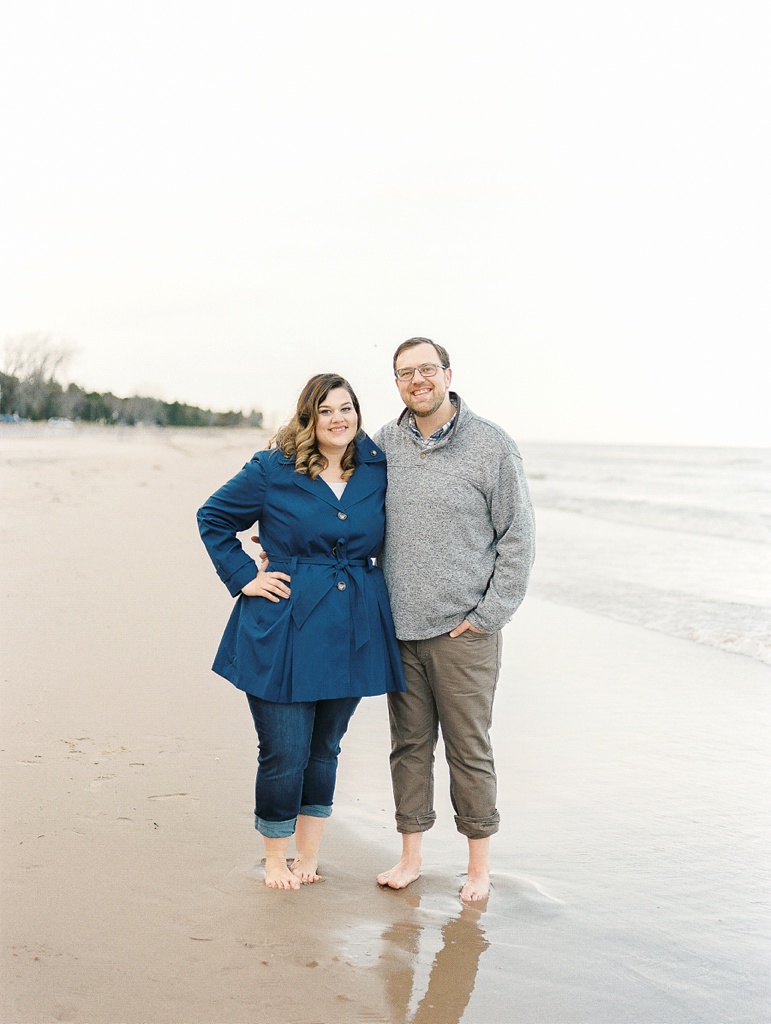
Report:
2,425,769,1024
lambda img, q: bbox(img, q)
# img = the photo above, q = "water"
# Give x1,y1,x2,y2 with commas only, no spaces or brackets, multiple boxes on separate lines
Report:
520,444,771,664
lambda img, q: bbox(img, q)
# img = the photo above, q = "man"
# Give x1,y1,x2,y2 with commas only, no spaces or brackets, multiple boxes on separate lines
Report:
374,337,535,901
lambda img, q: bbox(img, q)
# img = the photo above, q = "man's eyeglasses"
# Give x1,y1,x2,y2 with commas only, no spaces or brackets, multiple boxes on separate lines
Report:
394,362,447,382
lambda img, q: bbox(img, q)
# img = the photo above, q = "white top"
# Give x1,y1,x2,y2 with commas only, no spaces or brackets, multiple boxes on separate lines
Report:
326,481,347,500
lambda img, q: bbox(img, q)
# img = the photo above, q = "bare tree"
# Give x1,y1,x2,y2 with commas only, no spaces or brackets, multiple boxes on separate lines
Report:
2,332,75,380
1,333,77,419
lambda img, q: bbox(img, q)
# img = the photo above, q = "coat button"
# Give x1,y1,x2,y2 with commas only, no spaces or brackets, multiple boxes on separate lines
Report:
420,453,427,459
337,581,346,591
337,511,347,520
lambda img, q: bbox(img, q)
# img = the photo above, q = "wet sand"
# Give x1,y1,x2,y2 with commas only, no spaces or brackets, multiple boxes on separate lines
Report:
2,425,769,1023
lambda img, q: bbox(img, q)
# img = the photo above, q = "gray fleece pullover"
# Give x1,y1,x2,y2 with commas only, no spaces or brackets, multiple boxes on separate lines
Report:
374,393,535,640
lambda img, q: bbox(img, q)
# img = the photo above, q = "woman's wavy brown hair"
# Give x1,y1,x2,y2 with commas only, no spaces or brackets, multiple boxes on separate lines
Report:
269,373,363,480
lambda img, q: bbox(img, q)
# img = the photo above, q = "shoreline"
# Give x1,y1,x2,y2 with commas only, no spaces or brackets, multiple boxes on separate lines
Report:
4,423,768,668
3,418,770,449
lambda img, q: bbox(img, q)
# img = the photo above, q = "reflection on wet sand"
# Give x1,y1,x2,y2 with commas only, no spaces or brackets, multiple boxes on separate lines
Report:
379,892,490,1024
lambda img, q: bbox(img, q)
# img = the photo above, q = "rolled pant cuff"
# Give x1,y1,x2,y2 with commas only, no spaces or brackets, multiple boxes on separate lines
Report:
395,811,436,834
454,813,500,839
299,803,332,819
254,815,296,838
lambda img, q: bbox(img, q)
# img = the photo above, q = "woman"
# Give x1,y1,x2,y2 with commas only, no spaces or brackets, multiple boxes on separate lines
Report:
197,373,405,890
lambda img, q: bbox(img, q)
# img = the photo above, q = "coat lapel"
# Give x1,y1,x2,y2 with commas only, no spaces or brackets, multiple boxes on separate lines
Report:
339,459,381,508
291,470,341,508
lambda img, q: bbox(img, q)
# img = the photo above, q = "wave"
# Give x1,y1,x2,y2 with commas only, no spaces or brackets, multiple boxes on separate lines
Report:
532,494,771,545
530,577,771,665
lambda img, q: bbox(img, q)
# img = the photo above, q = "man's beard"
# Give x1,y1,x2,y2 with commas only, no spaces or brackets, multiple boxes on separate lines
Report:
407,384,446,419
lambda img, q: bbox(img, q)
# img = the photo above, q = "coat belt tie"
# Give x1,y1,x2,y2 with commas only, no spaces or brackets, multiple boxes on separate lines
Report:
266,539,376,650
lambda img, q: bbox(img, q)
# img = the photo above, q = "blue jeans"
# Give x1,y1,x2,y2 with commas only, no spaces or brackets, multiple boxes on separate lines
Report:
246,694,361,838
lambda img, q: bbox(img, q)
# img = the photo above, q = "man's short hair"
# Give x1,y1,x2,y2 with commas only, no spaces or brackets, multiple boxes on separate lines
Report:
392,337,451,373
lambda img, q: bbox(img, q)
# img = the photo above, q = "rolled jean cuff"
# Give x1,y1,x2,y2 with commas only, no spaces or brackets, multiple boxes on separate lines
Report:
454,812,500,839
299,803,332,819
254,815,296,838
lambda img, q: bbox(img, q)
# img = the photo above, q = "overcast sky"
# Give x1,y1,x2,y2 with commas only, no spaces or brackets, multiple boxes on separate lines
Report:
1,1,768,444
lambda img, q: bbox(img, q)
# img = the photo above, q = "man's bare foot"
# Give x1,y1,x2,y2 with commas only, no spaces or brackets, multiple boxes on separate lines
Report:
378,832,423,889
377,858,422,890
460,868,490,901
291,855,323,884
462,837,491,900
264,855,301,890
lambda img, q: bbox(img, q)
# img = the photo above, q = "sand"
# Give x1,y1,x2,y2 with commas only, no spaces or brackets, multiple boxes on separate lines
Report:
2,424,769,1024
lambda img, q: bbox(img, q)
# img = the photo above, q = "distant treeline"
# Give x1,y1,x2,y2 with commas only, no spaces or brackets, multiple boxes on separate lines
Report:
0,334,262,428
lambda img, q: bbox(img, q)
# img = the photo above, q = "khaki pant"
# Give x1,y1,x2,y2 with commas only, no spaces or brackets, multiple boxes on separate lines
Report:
387,630,502,840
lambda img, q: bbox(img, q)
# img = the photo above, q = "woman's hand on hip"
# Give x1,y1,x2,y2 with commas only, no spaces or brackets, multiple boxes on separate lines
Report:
250,535,270,570
241,568,291,602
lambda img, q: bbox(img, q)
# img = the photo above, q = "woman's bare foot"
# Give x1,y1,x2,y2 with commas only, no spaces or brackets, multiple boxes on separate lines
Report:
291,814,326,884
264,855,301,890
291,855,323,884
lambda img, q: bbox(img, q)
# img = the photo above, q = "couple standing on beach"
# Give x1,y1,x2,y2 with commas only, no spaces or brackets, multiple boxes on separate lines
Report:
197,338,535,901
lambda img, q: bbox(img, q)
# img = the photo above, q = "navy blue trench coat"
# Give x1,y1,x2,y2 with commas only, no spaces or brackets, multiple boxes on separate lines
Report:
197,435,406,703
